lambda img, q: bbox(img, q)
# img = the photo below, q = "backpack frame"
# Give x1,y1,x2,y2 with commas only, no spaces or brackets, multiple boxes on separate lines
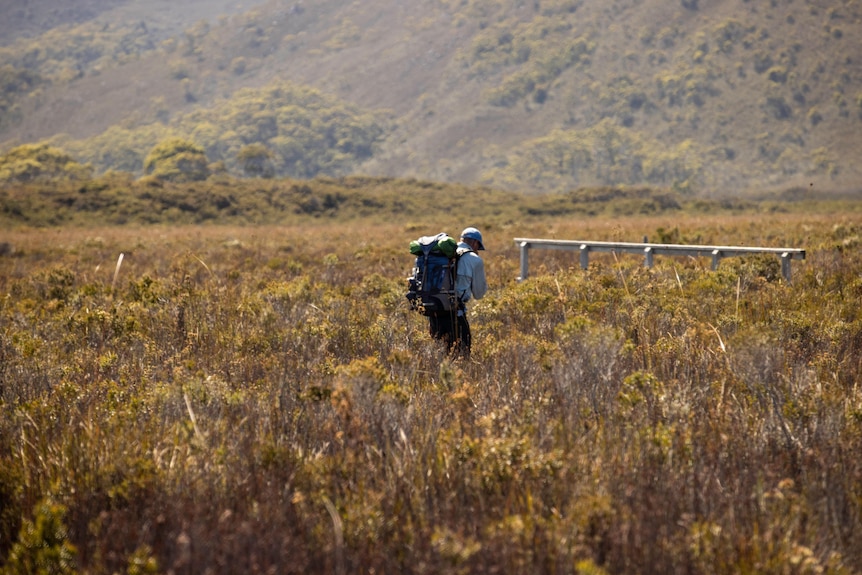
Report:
406,233,462,316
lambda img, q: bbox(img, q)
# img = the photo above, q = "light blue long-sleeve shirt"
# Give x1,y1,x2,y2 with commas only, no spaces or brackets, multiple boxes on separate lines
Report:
455,241,487,307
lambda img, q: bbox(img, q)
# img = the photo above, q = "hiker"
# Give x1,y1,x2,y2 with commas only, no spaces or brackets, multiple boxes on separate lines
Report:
429,227,488,358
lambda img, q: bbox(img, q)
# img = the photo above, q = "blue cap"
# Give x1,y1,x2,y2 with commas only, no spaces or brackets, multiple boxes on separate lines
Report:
460,227,485,250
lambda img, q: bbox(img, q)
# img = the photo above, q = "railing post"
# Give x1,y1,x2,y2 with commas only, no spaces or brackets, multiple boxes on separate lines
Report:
644,246,654,268
781,252,792,283
711,249,721,271
518,241,529,281
580,244,589,269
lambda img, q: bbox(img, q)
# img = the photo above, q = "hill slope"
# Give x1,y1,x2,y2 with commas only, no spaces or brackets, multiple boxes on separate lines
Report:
1,0,861,195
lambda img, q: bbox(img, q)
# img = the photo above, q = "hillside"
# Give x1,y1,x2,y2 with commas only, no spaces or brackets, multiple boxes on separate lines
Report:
1,0,861,195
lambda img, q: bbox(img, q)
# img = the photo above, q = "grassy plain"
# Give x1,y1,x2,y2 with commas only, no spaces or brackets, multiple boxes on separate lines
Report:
2,201,862,573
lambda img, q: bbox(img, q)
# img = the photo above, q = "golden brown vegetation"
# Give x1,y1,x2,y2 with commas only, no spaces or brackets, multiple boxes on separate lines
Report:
2,189,862,573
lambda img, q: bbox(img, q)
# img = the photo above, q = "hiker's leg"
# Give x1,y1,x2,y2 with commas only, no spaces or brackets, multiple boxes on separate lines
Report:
447,311,461,353
455,315,472,358
428,315,443,338
430,312,455,350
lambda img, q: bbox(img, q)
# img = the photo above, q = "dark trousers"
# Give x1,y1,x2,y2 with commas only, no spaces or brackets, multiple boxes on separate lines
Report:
429,311,471,358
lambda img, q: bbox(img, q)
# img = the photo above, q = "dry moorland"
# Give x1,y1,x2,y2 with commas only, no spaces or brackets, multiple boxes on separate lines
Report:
2,201,862,573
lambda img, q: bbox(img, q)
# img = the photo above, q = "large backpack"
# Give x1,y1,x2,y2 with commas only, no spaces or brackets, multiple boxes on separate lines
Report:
406,233,462,315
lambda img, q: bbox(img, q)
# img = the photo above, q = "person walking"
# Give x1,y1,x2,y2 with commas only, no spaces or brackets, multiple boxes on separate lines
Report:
429,227,488,358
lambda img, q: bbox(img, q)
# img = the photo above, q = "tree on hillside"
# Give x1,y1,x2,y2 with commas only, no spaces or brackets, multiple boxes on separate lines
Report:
180,83,387,179
0,143,91,183
237,143,275,178
143,138,210,182
0,65,43,130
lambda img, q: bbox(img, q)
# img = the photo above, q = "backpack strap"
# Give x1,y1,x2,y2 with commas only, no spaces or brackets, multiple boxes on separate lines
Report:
452,247,471,306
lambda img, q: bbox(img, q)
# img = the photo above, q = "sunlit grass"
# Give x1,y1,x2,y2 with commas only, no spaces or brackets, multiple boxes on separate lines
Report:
1,206,862,573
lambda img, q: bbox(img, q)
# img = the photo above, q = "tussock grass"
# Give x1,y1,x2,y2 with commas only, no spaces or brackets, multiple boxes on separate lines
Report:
1,211,862,573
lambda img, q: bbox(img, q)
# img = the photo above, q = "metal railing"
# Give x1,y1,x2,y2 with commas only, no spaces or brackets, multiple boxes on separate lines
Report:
513,238,806,283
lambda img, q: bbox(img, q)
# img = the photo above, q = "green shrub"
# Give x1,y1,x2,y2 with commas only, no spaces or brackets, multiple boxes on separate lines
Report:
0,144,92,183
3,500,78,575
143,138,210,182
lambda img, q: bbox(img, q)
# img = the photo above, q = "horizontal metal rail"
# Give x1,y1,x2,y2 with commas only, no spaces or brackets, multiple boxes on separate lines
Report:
513,238,806,283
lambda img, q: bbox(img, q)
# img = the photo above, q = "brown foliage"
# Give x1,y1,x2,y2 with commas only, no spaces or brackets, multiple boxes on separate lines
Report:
1,208,862,573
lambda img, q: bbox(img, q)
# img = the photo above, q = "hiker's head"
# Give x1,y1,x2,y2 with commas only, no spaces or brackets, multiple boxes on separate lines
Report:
460,227,485,251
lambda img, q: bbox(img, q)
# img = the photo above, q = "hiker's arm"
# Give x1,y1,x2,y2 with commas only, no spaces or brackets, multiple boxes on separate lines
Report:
471,259,488,300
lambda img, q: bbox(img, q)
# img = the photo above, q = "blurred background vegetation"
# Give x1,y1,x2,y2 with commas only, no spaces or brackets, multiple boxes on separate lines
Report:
2,167,860,228
0,0,860,195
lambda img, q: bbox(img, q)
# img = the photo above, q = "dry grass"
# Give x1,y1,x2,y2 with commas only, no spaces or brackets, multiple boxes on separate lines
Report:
1,210,862,574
